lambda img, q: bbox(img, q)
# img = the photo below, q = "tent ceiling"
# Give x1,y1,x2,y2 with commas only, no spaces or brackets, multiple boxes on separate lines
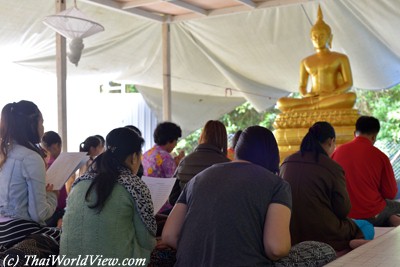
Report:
2,0,400,135
81,0,310,22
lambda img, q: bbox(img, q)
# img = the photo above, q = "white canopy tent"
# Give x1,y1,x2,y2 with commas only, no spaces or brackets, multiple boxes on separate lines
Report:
1,0,400,140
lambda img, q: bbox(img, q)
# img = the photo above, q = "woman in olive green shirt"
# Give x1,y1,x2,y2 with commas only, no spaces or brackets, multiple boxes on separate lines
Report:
60,127,156,265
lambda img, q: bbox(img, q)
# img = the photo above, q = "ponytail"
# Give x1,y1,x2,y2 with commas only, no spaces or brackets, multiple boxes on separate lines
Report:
300,121,335,162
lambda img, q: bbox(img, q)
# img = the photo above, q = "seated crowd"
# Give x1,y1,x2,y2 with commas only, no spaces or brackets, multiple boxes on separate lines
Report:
0,100,399,267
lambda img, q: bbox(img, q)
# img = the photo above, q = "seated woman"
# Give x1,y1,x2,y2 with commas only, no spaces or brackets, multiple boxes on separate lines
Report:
162,126,336,266
125,125,144,177
169,120,230,206
78,135,104,175
280,122,371,252
41,131,66,228
94,134,106,153
0,101,60,255
65,135,105,194
175,120,230,189
142,122,184,179
60,127,156,264
142,122,184,214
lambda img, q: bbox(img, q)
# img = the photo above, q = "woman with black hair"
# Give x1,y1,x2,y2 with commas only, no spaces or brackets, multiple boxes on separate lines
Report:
0,100,60,250
125,125,144,178
78,135,104,175
41,131,66,228
60,127,156,263
142,122,184,179
142,122,184,214
162,126,336,266
94,134,105,152
280,121,369,253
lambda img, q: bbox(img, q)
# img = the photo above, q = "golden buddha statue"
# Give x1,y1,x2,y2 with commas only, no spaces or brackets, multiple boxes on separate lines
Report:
276,6,356,112
273,6,359,161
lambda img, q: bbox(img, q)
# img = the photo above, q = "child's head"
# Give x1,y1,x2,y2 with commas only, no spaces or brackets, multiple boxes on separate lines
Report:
41,131,62,159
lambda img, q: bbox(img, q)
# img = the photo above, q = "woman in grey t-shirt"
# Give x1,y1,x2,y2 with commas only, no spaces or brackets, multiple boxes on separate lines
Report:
162,126,337,266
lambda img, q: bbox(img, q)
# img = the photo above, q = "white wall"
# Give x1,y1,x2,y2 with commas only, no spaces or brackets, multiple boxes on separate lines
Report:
0,64,157,152
67,79,158,152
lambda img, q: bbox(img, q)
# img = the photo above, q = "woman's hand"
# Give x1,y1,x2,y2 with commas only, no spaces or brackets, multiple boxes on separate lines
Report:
174,151,185,165
46,184,60,196
155,239,170,249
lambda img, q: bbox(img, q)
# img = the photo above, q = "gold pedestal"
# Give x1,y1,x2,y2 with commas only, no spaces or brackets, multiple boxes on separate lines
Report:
273,108,359,161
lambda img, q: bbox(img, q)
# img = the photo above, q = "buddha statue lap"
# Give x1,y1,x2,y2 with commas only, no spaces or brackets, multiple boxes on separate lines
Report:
274,6,359,160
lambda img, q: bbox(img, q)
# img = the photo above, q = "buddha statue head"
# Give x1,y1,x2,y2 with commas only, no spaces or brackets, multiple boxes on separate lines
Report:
310,6,332,49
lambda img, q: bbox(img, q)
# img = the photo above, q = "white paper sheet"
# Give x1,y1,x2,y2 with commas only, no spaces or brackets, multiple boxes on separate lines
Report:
46,152,90,190
141,176,177,214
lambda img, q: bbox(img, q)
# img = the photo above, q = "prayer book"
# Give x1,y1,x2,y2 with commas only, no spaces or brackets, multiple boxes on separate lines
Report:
46,152,89,190
142,176,177,214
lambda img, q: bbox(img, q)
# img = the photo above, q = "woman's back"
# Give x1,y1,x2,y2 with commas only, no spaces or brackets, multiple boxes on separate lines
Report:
61,127,156,266
176,120,229,186
175,161,291,267
175,143,229,187
163,126,336,267
280,121,363,251
0,143,56,224
60,180,155,262
281,151,361,250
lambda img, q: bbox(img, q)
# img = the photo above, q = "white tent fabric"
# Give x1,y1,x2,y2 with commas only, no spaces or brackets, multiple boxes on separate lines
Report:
2,0,400,134
137,85,244,136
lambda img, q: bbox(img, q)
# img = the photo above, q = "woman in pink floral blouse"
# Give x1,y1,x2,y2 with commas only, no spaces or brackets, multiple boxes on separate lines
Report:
143,122,184,178
142,122,184,215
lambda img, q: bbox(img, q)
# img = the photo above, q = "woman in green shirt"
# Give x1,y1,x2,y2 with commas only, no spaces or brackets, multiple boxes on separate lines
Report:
60,127,156,266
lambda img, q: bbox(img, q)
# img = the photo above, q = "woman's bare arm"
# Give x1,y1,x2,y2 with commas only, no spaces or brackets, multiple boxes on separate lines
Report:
161,203,188,249
263,203,291,261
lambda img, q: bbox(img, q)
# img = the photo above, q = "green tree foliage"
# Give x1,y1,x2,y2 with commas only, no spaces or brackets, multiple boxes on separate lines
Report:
175,128,202,155
100,82,139,93
125,84,139,93
175,102,279,154
220,102,277,133
176,84,400,154
355,85,400,143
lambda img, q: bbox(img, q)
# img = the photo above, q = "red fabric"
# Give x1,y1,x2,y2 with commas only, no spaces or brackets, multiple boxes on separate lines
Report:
227,148,235,161
332,136,397,219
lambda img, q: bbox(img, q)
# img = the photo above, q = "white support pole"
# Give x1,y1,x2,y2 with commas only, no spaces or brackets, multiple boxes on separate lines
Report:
162,21,171,121
56,0,68,151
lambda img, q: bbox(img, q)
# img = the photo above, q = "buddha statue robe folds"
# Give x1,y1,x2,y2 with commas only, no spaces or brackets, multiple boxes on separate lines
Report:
274,6,359,160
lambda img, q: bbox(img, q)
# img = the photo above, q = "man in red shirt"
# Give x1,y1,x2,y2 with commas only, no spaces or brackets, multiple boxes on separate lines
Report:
332,116,400,227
